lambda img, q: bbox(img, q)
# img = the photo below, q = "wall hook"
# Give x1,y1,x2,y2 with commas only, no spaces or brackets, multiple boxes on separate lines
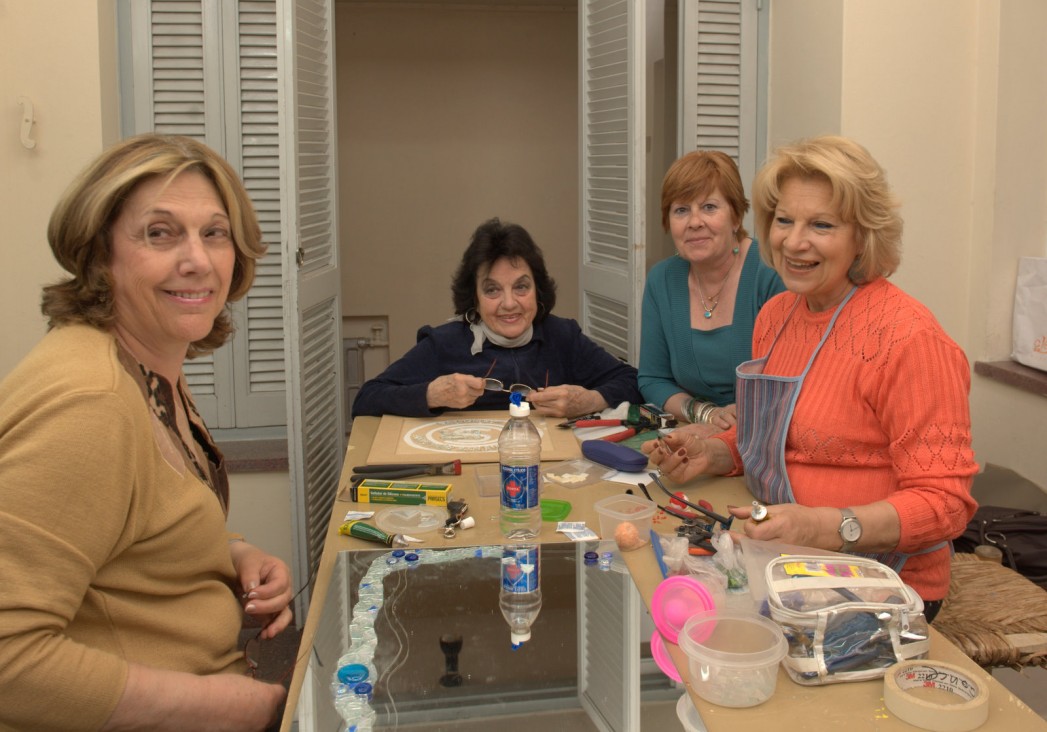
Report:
18,96,37,149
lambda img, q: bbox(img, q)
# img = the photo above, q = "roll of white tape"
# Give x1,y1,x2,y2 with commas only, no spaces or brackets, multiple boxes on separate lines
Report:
883,661,989,732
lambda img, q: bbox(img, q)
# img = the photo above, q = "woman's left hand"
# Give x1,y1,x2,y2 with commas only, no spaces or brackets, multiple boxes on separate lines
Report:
526,385,607,419
729,502,841,550
229,541,294,639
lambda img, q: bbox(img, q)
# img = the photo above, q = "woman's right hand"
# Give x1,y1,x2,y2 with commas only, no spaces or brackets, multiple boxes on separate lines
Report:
426,373,485,410
641,430,732,483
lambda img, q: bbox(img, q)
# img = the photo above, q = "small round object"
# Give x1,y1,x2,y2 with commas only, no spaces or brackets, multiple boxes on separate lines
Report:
584,550,599,565
336,663,369,685
650,575,718,644
614,521,647,551
750,501,770,523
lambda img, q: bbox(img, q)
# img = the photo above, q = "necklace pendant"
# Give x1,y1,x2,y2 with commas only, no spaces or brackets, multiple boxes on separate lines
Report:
703,310,713,319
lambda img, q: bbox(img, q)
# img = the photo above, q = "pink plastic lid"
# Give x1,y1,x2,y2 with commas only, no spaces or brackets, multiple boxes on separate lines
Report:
650,575,718,644
650,629,682,683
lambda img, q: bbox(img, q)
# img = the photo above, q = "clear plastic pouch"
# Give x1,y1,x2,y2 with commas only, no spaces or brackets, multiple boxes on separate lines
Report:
764,555,929,685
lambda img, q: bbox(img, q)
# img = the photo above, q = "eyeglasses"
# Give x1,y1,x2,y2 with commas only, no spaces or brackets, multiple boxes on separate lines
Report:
480,359,548,397
243,577,316,683
483,378,536,396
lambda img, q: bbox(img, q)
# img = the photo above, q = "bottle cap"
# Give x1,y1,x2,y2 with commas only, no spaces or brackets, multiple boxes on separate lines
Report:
353,682,374,700
337,663,369,684
508,397,531,418
511,628,531,645
459,516,476,530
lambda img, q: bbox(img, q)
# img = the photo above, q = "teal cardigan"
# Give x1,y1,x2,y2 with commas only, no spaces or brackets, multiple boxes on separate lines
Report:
638,244,785,408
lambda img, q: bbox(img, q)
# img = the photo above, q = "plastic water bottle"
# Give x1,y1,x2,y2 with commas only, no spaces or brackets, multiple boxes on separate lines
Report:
498,392,542,539
335,682,376,731
499,544,542,647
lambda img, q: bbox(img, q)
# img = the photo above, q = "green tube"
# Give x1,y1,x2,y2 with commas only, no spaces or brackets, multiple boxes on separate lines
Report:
338,520,394,546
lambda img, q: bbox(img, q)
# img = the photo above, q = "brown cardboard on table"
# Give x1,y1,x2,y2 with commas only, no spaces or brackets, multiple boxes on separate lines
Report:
366,410,582,465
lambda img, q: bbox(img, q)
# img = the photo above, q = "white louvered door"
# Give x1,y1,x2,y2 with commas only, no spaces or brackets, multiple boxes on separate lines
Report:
277,0,344,613
679,0,763,218
579,0,646,365
227,2,288,426
124,0,288,428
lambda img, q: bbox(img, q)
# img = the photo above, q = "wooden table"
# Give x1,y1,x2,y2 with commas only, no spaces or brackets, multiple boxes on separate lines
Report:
281,416,1047,731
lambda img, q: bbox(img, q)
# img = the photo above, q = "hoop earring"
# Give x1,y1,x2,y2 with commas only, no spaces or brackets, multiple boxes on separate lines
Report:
465,308,480,324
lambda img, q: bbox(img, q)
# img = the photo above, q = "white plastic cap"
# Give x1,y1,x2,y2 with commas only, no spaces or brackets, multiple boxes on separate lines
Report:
511,628,531,644
459,516,476,530
508,400,531,418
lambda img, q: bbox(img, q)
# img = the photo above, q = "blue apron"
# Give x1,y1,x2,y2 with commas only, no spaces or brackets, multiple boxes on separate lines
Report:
735,288,934,572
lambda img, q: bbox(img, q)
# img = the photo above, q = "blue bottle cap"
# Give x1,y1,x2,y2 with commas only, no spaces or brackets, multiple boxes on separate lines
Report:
337,663,369,684
583,551,598,564
405,552,419,562
353,682,374,700
391,549,406,558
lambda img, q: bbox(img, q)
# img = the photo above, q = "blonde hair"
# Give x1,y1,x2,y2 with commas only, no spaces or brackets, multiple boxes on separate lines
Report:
42,134,265,357
752,135,902,283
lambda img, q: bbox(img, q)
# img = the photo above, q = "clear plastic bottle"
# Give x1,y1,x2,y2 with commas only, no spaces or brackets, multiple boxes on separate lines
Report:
498,393,542,539
499,543,542,647
336,682,376,731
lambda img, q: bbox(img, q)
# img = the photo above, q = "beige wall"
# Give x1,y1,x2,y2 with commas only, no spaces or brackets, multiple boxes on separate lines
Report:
768,0,1047,485
0,0,121,375
336,4,579,363
0,1,294,571
227,470,294,570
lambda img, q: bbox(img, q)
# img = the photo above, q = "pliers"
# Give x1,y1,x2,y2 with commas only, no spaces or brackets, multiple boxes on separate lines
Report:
350,460,462,485
568,419,642,442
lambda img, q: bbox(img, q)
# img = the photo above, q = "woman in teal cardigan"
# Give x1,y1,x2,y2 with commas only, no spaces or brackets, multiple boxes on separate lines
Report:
639,151,784,435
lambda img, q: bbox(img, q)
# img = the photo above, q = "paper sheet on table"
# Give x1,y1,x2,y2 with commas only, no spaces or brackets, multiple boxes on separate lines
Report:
603,470,654,487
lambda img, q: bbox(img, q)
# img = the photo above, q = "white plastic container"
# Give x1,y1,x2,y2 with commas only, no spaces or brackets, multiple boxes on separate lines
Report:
675,694,709,732
676,609,787,708
593,493,656,546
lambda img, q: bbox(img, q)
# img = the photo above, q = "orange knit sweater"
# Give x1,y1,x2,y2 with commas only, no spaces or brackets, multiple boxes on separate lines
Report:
718,278,979,600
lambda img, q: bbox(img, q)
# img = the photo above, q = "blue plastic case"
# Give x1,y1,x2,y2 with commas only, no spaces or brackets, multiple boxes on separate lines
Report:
580,439,650,472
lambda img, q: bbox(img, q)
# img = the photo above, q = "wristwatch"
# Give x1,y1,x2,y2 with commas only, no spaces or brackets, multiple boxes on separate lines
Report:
838,508,862,552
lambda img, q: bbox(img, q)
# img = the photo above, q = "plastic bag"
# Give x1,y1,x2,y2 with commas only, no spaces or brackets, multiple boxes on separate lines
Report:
764,555,929,685
711,531,748,592
1011,257,1047,372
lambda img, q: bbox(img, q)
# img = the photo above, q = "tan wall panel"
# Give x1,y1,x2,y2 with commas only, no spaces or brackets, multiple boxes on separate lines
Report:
336,5,579,362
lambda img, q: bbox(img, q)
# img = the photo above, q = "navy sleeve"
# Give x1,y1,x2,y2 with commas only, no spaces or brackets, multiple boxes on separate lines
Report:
556,318,642,407
350,327,446,418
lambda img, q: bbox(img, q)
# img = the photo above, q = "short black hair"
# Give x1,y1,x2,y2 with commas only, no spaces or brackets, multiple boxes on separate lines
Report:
451,218,557,322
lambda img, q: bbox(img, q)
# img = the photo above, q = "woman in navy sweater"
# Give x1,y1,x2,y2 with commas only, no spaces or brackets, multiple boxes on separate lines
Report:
352,218,641,419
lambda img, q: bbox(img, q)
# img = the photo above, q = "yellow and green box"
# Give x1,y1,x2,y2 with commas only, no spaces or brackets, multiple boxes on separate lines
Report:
353,479,452,506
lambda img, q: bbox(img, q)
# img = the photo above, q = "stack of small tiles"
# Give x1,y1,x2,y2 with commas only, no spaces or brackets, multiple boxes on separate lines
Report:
934,552,1047,669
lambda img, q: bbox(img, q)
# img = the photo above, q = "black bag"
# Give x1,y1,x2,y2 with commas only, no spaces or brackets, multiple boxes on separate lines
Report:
954,506,1047,589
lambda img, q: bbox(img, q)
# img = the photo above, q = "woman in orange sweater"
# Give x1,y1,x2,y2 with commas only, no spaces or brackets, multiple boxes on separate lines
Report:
644,136,978,618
